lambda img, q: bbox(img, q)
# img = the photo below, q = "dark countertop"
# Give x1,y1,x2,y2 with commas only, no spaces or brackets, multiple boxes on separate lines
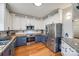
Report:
0,35,16,55
62,38,79,53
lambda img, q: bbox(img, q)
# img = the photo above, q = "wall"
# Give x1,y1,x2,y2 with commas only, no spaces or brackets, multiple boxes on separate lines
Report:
11,14,44,30
62,6,73,38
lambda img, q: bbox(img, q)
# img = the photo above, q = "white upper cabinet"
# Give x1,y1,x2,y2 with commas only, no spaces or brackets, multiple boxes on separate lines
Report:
0,3,12,31
0,3,5,31
11,14,44,30
4,8,12,30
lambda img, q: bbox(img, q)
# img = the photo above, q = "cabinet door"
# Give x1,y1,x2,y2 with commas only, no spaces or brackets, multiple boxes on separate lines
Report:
16,37,26,47
61,41,68,56
61,40,78,56
0,4,5,31
35,35,47,43
40,36,44,42
40,35,47,43
2,47,10,56
61,46,65,55
67,45,78,56
10,40,15,56
35,36,41,42
64,42,78,56
61,41,65,55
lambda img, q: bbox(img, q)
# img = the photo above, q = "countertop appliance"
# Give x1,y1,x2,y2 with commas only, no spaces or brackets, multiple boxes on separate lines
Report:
46,23,62,52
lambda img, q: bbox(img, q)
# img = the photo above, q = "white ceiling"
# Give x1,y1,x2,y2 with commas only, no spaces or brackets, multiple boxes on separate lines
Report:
7,3,71,18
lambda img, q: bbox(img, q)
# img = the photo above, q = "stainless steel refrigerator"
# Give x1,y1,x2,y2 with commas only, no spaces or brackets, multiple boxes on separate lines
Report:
46,23,62,52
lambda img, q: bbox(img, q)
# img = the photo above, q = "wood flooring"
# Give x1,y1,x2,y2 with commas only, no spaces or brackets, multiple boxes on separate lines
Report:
15,43,62,56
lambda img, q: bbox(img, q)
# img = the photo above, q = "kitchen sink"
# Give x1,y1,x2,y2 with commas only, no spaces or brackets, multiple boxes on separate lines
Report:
0,36,10,45
0,40,10,45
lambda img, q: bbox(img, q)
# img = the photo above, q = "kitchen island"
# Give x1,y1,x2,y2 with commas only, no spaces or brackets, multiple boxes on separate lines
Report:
61,38,79,56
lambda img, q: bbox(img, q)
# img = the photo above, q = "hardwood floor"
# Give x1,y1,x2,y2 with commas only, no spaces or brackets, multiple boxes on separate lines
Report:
15,43,62,56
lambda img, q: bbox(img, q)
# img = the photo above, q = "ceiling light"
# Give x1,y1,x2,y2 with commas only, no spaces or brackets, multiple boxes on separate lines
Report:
65,12,72,20
66,12,71,16
34,3,42,6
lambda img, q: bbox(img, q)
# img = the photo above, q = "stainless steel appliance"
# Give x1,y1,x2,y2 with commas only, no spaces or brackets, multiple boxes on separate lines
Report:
46,23,62,52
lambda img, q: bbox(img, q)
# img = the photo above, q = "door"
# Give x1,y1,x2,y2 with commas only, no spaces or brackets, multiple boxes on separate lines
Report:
2,47,10,56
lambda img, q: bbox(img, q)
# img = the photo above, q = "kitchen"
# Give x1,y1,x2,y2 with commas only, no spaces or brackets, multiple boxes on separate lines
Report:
0,3,79,56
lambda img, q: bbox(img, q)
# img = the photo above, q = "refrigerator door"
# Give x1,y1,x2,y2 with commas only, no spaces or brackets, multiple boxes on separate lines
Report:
56,24,62,37
51,24,55,38
46,23,62,52
51,23,62,52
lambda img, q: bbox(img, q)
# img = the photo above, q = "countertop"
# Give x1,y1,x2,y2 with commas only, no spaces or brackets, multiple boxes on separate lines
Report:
0,35,17,55
62,38,79,53
0,36,16,55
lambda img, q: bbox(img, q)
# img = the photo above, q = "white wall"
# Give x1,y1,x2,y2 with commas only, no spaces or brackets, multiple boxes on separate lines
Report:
62,6,73,38
11,14,44,30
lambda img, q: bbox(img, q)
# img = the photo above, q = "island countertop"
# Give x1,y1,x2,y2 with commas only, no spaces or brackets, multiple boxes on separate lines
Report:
62,38,79,53
0,34,22,55
0,36,15,55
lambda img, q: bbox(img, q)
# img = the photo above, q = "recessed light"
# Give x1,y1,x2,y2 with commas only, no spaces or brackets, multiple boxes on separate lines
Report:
65,12,72,20
66,12,71,16
34,3,42,6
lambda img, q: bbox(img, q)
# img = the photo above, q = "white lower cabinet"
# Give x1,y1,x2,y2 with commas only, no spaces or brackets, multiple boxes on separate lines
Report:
61,40,79,56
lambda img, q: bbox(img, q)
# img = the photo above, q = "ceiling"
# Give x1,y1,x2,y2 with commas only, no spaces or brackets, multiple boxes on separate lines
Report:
7,3,71,18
